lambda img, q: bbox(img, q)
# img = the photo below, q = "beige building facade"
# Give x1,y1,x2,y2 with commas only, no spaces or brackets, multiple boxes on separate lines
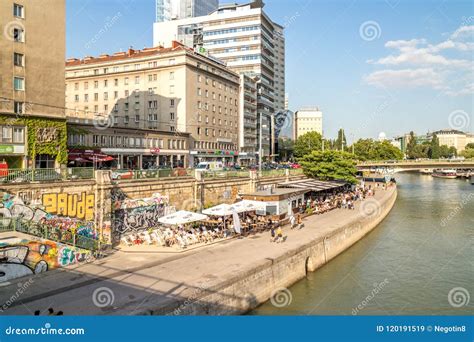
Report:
0,0,66,168
65,42,240,167
294,108,323,139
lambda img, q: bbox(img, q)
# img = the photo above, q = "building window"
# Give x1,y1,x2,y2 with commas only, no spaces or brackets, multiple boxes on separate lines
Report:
169,85,175,94
124,116,129,124
135,76,140,84
84,82,89,90
124,77,129,85
104,80,108,87
13,101,24,114
170,113,175,120
135,115,140,122
170,99,175,107
13,53,24,66
94,81,98,88
169,72,174,80
169,59,175,65
94,69,99,75
114,79,119,86
74,95,79,102
94,93,98,101
13,28,24,42
13,77,24,90
170,126,175,132
13,3,24,18
104,92,108,100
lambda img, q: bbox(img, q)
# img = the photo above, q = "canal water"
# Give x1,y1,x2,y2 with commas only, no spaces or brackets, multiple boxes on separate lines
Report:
251,173,473,315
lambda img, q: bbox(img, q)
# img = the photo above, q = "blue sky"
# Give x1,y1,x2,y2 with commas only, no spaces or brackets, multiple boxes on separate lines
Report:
66,0,473,141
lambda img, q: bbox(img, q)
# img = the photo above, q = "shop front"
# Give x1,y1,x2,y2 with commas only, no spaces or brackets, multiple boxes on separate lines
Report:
0,144,26,169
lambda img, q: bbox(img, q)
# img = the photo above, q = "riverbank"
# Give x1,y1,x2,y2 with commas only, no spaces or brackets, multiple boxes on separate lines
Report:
0,185,397,315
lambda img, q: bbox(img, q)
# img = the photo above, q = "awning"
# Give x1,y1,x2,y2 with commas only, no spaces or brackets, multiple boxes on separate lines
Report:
278,179,348,192
202,204,233,216
68,149,114,162
158,210,208,225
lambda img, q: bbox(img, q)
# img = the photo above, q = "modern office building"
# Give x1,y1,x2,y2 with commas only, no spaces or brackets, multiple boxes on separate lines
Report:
0,0,66,169
65,41,240,168
294,108,323,139
156,0,219,22
153,0,284,162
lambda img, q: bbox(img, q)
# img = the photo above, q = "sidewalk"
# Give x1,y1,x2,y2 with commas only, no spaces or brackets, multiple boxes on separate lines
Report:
0,187,396,315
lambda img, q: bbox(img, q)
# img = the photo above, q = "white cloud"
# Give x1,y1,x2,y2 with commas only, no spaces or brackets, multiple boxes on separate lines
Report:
364,68,443,88
365,25,474,95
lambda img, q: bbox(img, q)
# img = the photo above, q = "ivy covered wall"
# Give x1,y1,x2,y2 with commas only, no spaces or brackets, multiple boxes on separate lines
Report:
0,115,68,165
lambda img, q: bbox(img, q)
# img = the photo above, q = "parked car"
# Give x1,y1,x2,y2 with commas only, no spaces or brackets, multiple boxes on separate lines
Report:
111,169,134,180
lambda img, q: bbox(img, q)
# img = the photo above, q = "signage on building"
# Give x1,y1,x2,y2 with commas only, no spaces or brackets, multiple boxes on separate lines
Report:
37,128,58,143
150,148,161,154
0,145,14,154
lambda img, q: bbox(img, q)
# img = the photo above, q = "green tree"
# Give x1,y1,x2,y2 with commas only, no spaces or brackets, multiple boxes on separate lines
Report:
405,131,418,159
460,148,474,159
448,146,457,157
335,128,347,151
352,139,403,161
300,150,358,184
465,143,474,150
429,133,440,159
439,145,450,158
294,131,322,159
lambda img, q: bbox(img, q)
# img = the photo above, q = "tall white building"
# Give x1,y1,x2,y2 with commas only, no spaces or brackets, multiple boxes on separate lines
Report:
156,0,218,22
294,108,323,139
153,0,284,162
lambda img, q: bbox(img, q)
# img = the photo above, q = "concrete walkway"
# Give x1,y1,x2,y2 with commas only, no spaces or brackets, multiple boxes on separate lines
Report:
0,186,396,315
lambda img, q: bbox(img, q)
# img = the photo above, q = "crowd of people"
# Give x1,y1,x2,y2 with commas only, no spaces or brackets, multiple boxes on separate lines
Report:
121,181,392,249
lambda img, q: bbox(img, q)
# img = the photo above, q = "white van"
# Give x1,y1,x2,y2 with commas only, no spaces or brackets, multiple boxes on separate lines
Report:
195,161,224,172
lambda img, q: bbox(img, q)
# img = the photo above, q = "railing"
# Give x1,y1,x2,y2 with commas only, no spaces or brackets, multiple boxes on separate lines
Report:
3,218,107,252
203,170,250,179
289,168,304,176
111,168,194,180
259,169,287,178
0,167,95,184
358,159,474,165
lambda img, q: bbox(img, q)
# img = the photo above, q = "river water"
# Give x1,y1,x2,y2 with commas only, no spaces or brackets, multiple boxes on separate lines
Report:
251,173,473,315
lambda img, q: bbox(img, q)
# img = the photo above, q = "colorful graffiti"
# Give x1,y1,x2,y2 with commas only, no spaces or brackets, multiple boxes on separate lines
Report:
0,238,92,283
42,192,95,221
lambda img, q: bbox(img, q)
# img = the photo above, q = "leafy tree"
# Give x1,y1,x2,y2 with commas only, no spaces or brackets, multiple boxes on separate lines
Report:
460,148,474,159
405,131,418,159
300,150,358,184
448,146,457,157
294,131,322,158
429,133,440,159
465,143,474,150
352,139,403,161
335,128,347,151
439,145,450,158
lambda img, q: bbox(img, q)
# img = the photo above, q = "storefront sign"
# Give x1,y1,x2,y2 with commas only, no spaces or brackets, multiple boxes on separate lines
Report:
0,145,14,154
150,148,161,154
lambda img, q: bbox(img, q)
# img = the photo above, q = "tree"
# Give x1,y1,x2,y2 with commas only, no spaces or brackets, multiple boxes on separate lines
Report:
300,150,358,184
405,131,418,159
466,143,474,150
352,139,403,161
429,133,440,159
448,146,457,157
335,128,347,151
460,148,474,159
294,131,322,159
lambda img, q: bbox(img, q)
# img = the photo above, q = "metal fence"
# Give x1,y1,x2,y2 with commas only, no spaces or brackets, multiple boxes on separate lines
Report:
0,167,95,184
1,218,106,252
111,168,194,180
202,170,250,179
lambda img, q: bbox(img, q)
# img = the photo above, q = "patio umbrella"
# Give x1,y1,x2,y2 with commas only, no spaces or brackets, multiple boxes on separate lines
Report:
158,210,208,226
229,200,266,213
202,204,234,216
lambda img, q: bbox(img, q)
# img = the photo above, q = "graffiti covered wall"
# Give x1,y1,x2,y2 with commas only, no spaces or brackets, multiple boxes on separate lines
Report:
0,238,93,283
42,192,95,221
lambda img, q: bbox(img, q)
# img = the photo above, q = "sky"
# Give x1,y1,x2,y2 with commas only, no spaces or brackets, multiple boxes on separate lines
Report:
66,0,474,142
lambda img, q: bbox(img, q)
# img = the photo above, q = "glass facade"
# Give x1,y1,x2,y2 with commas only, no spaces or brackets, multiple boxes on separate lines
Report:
156,0,218,22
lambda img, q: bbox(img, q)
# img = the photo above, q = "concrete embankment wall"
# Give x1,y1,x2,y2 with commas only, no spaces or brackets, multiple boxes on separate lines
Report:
168,187,398,315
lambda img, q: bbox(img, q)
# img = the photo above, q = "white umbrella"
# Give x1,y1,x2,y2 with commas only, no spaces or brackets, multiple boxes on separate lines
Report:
202,203,234,216
229,200,266,213
158,210,208,226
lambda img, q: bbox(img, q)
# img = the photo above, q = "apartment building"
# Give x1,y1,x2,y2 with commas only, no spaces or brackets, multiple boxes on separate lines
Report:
156,0,219,22
153,0,284,162
65,41,240,167
0,0,66,169
239,75,258,165
294,108,323,139
429,129,474,152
